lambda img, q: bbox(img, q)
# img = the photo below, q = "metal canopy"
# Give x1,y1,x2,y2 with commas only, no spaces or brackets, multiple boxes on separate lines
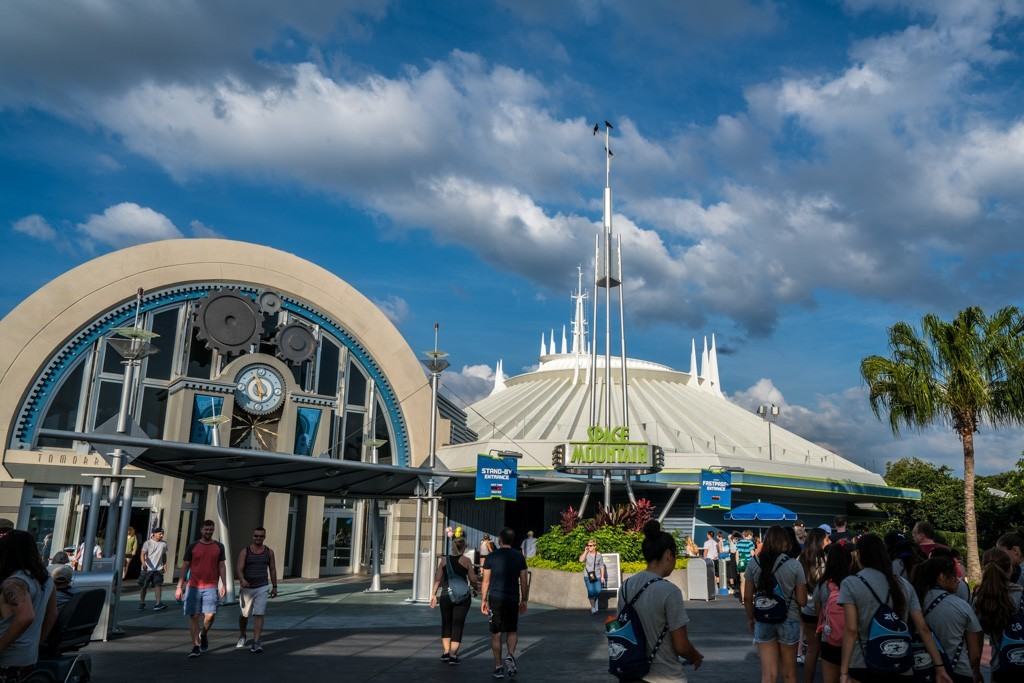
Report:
37,429,593,499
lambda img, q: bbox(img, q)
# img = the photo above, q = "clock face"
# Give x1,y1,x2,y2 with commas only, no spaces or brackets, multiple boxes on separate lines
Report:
234,364,285,415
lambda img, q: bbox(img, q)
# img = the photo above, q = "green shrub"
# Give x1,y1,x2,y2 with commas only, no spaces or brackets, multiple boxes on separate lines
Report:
535,524,645,564
527,556,687,574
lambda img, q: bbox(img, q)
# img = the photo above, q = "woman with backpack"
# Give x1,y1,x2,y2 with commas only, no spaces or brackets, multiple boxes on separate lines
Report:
429,536,480,665
744,525,808,683
971,547,1024,683
838,533,951,683
912,556,983,683
579,538,607,614
608,521,703,682
807,540,854,683
798,529,829,667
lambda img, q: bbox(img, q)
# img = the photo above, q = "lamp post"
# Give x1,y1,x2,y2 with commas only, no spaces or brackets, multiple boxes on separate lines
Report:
421,324,448,601
756,404,780,460
200,414,236,604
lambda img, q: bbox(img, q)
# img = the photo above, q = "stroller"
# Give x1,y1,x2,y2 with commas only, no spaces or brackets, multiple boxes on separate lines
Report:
30,588,105,682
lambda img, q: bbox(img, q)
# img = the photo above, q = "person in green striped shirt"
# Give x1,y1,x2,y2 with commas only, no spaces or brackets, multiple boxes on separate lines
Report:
736,530,756,597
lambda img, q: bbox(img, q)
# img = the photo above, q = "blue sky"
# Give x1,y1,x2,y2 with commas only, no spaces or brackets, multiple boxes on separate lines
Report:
2,1,1023,475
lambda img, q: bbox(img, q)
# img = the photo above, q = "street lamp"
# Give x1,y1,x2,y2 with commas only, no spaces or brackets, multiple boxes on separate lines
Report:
365,438,391,593
199,413,237,604
756,404,780,460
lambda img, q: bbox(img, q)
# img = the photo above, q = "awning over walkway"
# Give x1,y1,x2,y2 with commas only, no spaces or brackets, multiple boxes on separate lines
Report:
36,429,594,499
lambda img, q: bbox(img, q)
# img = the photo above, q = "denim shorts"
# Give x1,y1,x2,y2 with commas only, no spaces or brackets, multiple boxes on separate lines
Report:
753,617,801,644
183,587,219,616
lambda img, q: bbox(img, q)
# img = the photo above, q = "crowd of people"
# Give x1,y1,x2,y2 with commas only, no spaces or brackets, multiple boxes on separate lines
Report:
733,517,1024,683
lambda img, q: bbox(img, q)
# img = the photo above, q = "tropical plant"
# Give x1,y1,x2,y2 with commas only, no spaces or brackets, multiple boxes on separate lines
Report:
861,306,1024,582
559,505,580,534
632,498,655,532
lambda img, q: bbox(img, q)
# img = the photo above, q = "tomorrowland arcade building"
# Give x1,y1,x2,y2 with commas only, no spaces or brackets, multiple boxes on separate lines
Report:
0,239,920,583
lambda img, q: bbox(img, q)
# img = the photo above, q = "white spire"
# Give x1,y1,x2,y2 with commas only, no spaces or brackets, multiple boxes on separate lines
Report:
700,335,709,383
710,333,722,397
688,338,698,386
550,329,556,355
571,265,587,356
561,325,568,354
489,359,507,396
540,333,547,357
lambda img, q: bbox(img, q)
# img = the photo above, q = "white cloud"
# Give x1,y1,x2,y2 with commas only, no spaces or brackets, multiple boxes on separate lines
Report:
77,202,183,249
731,378,1024,475
441,363,496,406
12,214,57,241
373,294,410,325
189,220,222,238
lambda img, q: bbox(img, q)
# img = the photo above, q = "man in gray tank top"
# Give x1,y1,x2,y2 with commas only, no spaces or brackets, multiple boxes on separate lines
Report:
235,526,278,654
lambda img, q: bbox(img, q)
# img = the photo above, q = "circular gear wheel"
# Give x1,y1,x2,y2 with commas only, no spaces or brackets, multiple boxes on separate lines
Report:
194,290,262,356
274,323,317,364
258,291,282,315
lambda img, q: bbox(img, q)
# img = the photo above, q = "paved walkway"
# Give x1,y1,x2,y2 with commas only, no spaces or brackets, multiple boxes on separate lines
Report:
89,576,770,682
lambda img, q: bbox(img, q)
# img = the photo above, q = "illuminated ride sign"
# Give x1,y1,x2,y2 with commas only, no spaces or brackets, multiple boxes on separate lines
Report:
551,426,664,475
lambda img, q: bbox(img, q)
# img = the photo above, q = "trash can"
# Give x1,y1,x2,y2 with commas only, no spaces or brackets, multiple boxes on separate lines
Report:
72,571,116,641
686,558,717,601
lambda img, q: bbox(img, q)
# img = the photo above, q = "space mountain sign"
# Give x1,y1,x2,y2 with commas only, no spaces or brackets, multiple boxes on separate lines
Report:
552,426,664,475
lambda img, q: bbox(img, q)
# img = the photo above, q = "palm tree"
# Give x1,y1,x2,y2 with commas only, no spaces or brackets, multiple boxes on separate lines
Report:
861,306,1024,582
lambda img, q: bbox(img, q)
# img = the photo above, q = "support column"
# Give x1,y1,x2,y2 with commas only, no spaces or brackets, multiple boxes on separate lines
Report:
262,492,290,562
300,495,325,579
158,476,185,581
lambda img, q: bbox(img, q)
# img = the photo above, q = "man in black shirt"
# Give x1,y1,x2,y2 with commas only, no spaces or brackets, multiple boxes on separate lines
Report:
481,527,528,679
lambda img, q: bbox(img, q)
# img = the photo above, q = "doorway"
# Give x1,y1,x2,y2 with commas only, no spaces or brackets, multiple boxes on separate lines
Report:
320,508,354,576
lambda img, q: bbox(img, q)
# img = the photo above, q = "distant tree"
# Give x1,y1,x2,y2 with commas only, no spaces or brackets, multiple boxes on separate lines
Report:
861,307,1024,582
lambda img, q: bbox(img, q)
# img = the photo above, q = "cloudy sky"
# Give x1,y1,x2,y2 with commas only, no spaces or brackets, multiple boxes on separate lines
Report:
2,1,1023,475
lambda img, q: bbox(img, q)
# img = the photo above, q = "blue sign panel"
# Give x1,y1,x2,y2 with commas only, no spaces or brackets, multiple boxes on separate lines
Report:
698,469,732,510
475,454,518,502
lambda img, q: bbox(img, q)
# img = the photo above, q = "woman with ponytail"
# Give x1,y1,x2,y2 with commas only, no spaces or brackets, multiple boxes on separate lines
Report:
913,557,983,683
744,525,807,683
971,547,1023,683
838,533,950,683
798,529,829,667
618,521,703,682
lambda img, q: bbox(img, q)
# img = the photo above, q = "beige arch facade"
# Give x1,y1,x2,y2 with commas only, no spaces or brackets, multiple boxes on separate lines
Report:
0,238,436,578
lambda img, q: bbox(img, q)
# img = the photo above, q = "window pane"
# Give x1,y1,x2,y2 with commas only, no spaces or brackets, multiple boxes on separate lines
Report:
343,412,363,461
346,361,366,407
186,327,212,379
145,309,179,381
189,394,224,444
317,340,340,397
293,407,322,456
139,386,168,438
102,342,124,375
92,380,122,429
374,401,392,465
39,362,85,449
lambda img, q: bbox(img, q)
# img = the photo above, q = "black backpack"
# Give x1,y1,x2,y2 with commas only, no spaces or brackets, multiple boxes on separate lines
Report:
995,593,1024,675
607,577,669,681
752,555,791,624
856,575,913,674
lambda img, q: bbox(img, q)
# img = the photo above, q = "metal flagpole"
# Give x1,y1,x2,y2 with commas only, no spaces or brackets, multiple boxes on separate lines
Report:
589,234,599,426
617,235,629,428
201,414,236,605
81,476,103,572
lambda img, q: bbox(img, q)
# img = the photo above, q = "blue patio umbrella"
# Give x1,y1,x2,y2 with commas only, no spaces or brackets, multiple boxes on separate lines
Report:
724,501,797,522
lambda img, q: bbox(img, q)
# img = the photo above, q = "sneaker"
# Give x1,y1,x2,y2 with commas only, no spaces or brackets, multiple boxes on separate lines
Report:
448,655,460,665
491,667,505,679
250,640,263,654
236,637,248,649
138,603,146,610
199,630,209,653
188,646,201,658
153,603,168,612
504,654,518,677
440,652,450,662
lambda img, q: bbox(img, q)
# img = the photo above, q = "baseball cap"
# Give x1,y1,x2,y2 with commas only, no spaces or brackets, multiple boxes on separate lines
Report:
50,564,73,585
818,523,832,534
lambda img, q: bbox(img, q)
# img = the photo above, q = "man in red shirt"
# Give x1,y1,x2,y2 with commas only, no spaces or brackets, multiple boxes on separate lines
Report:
175,519,227,658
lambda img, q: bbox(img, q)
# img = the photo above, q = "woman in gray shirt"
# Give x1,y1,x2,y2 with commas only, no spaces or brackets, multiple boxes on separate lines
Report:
0,530,58,675
912,556,982,683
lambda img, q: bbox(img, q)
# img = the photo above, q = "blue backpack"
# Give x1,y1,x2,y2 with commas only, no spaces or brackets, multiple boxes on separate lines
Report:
856,575,913,674
607,577,669,681
995,594,1024,675
753,556,791,624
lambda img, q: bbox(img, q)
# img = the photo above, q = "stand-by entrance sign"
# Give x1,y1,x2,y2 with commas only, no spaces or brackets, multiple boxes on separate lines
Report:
698,469,732,510
475,454,518,501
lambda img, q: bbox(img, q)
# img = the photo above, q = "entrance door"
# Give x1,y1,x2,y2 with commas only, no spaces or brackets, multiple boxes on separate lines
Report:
320,510,354,576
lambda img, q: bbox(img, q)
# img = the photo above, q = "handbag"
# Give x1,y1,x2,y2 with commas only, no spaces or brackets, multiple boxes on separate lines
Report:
586,553,600,583
444,556,471,604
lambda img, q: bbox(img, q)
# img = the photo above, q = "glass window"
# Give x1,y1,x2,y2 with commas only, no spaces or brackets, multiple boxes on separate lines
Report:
92,380,122,429
186,327,213,379
189,394,225,444
293,407,322,456
26,506,58,559
38,362,85,449
101,341,125,375
139,386,168,438
290,360,310,391
346,361,366,407
343,412,363,461
317,340,340,397
145,308,179,381
374,402,392,465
